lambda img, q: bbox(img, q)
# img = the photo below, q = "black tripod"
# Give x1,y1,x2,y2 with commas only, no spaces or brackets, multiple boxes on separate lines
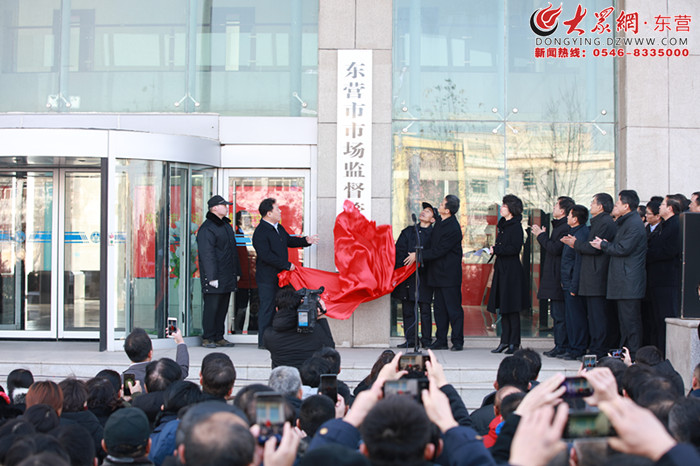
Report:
409,213,423,354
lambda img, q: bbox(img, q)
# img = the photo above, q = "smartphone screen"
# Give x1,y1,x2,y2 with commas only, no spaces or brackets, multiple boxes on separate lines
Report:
583,354,597,369
123,373,135,396
399,353,429,373
254,392,285,444
564,410,615,438
166,317,177,336
562,376,593,397
319,374,338,402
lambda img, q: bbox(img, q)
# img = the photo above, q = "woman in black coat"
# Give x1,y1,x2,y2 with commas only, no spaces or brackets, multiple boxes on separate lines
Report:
488,194,526,354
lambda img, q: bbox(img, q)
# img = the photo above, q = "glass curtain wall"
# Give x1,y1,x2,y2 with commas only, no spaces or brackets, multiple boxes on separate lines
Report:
0,0,318,115
115,160,214,338
392,0,616,339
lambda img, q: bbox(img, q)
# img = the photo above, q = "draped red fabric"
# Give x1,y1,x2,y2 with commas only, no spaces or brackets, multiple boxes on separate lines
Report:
278,200,416,319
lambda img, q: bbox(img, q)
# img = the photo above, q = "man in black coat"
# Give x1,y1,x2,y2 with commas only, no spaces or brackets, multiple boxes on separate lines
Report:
263,286,335,369
591,190,647,359
197,195,241,348
562,192,617,358
531,196,574,358
412,195,464,351
647,196,682,356
392,202,436,349
253,197,318,348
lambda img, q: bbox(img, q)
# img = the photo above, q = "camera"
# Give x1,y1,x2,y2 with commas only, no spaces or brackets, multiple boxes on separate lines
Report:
295,287,325,333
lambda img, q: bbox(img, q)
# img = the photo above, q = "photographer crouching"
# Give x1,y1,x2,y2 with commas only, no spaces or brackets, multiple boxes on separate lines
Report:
263,285,335,370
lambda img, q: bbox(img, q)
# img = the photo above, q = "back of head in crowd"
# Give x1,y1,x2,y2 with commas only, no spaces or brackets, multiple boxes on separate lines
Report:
53,424,96,466
512,348,541,382
58,378,87,413
669,397,700,448
23,404,59,433
496,356,530,391
86,376,119,412
300,357,333,388
200,352,236,398
268,366,302,398
4,434,69,466
163,380,205,414
635,346,663,367
298,394,335,437
95,369,122,395
124,328,153,363
499,391,526,420
181,412,255,466
232,384,274,426
313,347,342,375
7,369,33,405
102,407,151,458
359,396,438,466
145,357,181,393
25,381,63,416
275,285,301,312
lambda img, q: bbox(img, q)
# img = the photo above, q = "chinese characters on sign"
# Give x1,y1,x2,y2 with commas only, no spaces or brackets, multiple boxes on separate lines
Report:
337,50,372,218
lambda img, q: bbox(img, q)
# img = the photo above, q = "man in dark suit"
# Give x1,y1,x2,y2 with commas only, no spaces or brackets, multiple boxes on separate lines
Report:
562,193,617,358
591,190,647,359
531,196,574,358
647,195,682,356
392,202,436,349
253,197,318,348
409,195,464,351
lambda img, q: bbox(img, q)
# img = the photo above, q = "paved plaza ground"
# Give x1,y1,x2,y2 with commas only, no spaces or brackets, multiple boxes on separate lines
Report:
0,337,591,410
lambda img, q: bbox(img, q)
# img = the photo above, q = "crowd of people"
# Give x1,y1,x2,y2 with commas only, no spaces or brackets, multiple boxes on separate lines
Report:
2,328,700,466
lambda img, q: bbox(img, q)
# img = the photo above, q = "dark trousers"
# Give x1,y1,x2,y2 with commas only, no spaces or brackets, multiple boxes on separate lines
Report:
257,280,278,346
550,299,569,352
499,312,521,346
202,293,231,341
564,291,589,355
649,286,680,357
586,295,608,357
616,299,642,358
401,300,432,346
433,286,463,347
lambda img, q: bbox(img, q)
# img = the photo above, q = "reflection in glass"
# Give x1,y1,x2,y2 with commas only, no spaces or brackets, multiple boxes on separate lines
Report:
0,0,319,116
0,172,53,331
63,172,101,331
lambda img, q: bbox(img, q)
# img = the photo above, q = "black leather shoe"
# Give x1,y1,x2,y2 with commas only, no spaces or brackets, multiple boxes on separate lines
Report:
504,344,519,354
450,345,463,352
396,341,413,349
429,342,448,350
543,348,562,358
491,343,509,353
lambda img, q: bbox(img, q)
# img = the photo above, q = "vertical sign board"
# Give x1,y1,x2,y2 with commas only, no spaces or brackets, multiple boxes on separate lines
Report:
337,50,372,219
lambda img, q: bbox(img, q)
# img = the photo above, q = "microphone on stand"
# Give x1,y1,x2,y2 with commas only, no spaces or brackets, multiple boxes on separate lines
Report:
411,213,417,224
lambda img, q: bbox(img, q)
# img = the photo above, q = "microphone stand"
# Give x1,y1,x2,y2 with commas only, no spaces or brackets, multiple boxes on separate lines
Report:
411,213,422,354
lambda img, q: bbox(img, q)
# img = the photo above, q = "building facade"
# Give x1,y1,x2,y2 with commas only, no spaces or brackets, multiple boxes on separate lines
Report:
0,0,696,349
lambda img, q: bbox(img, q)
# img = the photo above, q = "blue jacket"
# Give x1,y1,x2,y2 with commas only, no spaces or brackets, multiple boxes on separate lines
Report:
149,416,179,466
561,224,589,295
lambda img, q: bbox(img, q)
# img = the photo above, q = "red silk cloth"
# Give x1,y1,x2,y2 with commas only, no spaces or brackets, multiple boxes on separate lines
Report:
278,200,416,319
